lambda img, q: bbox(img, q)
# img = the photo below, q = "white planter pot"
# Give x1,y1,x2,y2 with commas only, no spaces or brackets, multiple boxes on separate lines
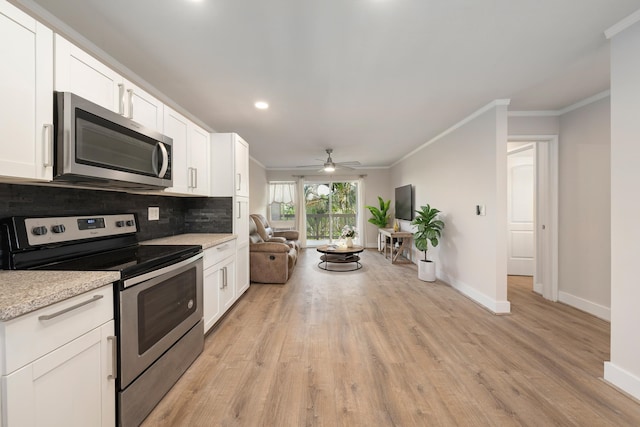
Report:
418,260,436,282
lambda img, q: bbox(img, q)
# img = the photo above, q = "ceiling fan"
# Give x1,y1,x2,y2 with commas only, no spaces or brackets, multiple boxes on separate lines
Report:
297,149,361,172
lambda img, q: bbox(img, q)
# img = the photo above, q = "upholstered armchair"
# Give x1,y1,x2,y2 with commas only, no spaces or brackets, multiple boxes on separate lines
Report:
249,214,301,252
248,216,297,284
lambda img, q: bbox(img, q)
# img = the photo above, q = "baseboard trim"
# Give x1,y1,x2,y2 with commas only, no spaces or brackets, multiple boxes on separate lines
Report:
604,362,640,401
439,273,511,314
558,291,611,321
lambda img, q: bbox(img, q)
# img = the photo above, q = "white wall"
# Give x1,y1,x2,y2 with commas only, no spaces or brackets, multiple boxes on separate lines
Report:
266,169,391,248
390,102,510,313
249,157,268,217
557,97,611,318
605,16,640,401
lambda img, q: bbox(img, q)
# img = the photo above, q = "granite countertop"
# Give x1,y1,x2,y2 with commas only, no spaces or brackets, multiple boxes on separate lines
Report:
0,271,120,322
141,233,236,249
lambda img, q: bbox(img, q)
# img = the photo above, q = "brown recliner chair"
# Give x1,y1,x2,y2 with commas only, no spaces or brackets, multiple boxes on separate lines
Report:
249,216,297,284
249,214,301,252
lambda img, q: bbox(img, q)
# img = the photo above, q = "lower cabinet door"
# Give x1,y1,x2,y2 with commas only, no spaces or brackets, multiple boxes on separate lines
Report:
220,256,237,312
203,265,222,333
236,243,250,296
1,321,115,427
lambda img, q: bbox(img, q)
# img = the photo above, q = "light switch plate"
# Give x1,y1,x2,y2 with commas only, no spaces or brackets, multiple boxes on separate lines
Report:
476,205,486,216
148,207,160,221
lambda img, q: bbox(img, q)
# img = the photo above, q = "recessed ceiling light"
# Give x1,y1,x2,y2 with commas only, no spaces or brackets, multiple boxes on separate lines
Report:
254,101,269,110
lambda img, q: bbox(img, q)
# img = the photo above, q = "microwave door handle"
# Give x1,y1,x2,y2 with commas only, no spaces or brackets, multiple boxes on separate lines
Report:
156,142,169,178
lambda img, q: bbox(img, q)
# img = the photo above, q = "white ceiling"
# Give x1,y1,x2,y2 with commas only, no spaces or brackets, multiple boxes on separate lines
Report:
17,0,640,169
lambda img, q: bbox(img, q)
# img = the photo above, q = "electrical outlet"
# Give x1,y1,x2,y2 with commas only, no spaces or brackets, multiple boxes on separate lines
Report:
148,207,160,221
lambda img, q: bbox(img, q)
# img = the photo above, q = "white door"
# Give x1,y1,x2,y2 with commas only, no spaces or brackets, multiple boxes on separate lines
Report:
507,145,535,276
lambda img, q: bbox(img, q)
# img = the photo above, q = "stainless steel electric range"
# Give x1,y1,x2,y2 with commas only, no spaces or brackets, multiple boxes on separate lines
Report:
0,213,204,427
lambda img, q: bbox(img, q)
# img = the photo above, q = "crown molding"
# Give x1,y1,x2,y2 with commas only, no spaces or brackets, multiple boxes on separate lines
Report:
508,90,610,118
391,99,511,167
605,9,640,40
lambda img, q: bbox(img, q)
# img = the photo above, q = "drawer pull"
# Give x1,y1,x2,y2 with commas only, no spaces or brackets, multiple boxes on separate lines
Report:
38,294,104,321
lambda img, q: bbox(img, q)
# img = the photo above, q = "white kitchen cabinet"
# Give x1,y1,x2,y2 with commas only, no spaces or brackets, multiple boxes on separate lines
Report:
0,286,115,427
0,2,53,182
54,34,122,114
123,79,164,132
210,133,249,198
220,255,237,312
236,243,250,296
187,123,211,196
235,197,250,297
203,239,237,333
55,36,164,133
163,106,210,196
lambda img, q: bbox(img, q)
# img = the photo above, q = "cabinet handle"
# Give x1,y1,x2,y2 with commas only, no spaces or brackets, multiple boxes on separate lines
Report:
38,294,104,321
42,124,54,167
127,88,134,119
220,267,224,289
236,173,241,192
193,168,198,189
237,201,241,219
107,336,118,380
118,84,125,115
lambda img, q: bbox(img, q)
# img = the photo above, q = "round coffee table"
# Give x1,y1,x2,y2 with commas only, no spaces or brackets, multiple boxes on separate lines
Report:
316,245,364,271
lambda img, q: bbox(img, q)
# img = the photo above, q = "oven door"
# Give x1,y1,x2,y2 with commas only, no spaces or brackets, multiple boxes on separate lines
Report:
119,253,203,389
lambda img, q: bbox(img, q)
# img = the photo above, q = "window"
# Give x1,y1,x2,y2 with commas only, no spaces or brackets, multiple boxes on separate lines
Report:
268,181,296,229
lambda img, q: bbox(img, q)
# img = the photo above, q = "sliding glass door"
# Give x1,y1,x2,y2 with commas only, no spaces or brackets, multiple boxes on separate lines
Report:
304,181,358,246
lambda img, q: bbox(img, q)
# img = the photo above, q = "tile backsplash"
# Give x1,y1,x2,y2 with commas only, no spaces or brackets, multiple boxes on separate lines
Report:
0,183,232,242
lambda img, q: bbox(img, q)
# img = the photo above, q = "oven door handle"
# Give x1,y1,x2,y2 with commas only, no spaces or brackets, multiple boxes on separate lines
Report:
123,252,203,288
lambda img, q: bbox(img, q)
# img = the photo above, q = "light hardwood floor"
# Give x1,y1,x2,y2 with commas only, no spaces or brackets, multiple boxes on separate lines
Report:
142,249,640,426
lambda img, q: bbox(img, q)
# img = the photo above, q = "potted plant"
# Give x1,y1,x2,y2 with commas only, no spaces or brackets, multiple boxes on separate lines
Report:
412,204,444,282
365,196,391,228
366,196,391,250
340,225,358,247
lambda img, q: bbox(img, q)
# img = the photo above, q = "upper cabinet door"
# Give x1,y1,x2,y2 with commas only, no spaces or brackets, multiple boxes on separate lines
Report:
0,2,53,181
123,79,163,132
54,34,123,113
234,135,249,197
188,123,210,196
210,133,249,197
163,106,190,195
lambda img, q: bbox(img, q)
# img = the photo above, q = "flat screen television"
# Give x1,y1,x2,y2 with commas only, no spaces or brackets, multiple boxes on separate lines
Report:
395,184,413,221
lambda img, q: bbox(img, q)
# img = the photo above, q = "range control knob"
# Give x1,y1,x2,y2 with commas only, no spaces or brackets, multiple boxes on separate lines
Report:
126,220,135,227
115,220,125,228
51,224,66,234
32,226,48,236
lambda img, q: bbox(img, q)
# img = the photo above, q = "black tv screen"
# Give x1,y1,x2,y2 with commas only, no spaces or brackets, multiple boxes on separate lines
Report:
395,185,413,221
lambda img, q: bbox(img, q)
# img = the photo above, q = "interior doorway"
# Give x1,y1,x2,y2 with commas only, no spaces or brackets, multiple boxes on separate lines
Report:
507,143,535,276
506,136,558,302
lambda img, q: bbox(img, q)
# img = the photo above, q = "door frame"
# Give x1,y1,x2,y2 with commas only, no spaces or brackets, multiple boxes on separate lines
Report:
507,135,558,301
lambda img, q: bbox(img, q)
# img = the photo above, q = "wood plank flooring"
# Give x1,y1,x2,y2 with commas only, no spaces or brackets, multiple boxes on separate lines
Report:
142,249,640,426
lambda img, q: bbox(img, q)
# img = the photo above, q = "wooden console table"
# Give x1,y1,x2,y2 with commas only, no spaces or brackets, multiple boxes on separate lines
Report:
378,228,413,264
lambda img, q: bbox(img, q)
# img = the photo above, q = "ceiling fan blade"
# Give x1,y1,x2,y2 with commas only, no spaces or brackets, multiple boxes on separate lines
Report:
296,164,323,168
335,161,361,166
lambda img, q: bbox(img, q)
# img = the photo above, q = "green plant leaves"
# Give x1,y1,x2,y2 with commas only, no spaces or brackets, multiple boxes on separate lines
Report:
411,204,444,260
365,196,391,228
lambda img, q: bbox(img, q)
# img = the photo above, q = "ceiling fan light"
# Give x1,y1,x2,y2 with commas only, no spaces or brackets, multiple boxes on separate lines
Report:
323,164,335,172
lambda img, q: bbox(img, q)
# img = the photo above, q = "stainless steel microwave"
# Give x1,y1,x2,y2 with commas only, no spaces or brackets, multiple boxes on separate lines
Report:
54,91,173,190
